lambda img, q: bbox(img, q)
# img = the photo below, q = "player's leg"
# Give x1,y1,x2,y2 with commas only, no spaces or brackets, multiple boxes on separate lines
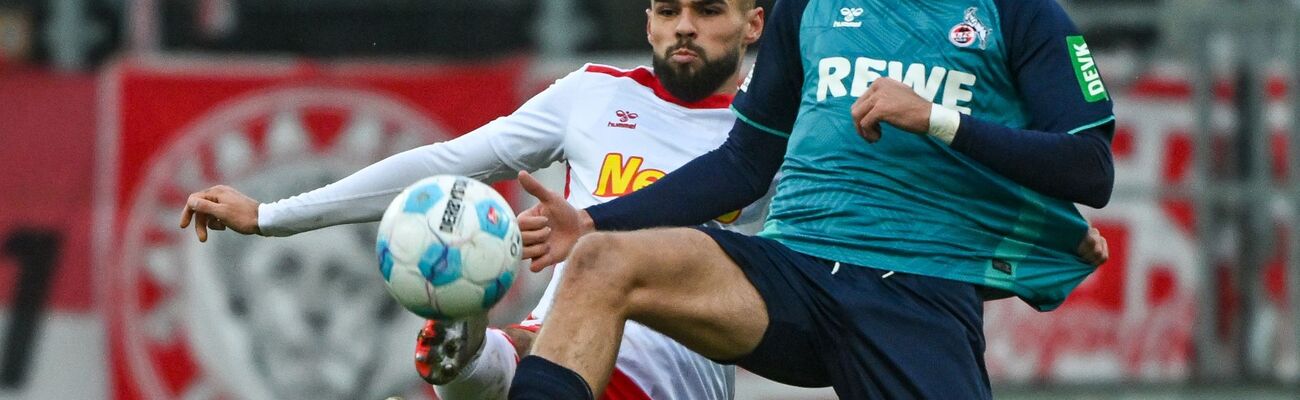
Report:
818,266,991,399
523,264,735,400
413,315,488,385
515,227,813,397
415,317,537,400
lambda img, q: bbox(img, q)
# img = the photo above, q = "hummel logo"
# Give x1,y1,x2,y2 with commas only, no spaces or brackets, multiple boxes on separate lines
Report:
615,110,638,122
608,110,639,129
834,7,863,28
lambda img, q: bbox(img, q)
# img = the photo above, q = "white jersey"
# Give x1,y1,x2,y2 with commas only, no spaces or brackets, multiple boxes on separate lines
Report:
259,64,771,400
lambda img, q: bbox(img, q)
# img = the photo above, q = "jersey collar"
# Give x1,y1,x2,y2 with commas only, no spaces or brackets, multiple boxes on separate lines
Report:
584,64,734,110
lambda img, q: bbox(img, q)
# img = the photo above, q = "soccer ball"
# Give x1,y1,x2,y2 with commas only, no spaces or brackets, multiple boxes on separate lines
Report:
376,175,522,320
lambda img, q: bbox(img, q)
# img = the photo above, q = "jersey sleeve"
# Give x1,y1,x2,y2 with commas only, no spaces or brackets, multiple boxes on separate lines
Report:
945,0,1116,208
998,0,1115,132
729,0,809,137
257,69,583,236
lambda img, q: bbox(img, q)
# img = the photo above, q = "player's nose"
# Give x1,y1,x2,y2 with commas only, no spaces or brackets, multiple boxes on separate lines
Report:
674,12,698,37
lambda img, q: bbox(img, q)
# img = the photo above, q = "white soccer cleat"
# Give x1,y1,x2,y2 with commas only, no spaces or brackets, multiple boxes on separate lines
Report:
414,314,488,385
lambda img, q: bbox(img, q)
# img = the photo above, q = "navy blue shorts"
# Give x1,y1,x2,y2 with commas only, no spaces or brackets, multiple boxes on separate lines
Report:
698,227,991,399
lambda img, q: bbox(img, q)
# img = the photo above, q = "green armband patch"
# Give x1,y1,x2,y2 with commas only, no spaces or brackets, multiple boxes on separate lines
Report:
1067,35,1108,103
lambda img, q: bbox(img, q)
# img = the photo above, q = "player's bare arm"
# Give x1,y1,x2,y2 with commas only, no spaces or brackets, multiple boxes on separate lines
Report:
179,185,262,242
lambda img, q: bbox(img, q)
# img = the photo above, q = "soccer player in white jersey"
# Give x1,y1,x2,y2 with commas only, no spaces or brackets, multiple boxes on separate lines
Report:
180,1,1110,398
179,1,768,398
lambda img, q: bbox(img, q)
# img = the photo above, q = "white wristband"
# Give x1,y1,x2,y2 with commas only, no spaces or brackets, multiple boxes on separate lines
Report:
928,103,961,144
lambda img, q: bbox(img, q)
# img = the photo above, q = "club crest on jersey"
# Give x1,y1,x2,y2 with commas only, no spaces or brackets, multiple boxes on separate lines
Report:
833,7,864,28
949,7,989,49
608,109,639,129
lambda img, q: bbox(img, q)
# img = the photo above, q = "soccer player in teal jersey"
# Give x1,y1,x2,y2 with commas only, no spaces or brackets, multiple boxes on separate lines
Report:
506,0,1115,398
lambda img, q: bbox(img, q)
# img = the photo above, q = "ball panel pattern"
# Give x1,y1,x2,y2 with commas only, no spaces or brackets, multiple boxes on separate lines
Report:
475,200,511,240
481,267,516,309
386,215,429,265
402,183,444,214
419,240,462,286
434,280,487,319
377,175,522,320
376,239,395,281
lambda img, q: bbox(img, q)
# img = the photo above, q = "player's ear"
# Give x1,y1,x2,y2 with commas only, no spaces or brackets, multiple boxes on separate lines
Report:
646,8,654,43
744,7,764,45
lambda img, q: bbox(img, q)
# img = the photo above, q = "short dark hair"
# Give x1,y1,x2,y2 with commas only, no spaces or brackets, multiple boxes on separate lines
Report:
651,0,756,11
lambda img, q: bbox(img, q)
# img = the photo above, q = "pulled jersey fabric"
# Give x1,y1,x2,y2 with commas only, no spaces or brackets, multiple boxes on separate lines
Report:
722,0,1115,311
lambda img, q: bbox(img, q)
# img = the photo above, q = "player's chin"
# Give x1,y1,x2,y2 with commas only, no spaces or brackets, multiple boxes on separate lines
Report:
666,59,704,73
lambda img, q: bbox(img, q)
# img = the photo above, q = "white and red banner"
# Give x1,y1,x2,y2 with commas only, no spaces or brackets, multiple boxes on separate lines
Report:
95,57,530,400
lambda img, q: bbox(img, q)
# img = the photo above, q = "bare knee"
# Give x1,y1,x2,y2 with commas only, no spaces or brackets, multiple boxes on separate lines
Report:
556,232,650,306
569,232,619,266
565,232,640,284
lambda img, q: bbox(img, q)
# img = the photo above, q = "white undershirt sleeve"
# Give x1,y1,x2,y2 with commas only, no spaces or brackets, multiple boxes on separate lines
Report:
258,69,585,236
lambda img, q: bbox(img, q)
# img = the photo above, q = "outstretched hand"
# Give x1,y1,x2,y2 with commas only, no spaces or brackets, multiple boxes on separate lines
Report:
1077,226,1108,266
516,171,593,272
179,185,262,242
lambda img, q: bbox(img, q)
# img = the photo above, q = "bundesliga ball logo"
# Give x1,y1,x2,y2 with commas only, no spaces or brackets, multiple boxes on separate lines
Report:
376,175,522,319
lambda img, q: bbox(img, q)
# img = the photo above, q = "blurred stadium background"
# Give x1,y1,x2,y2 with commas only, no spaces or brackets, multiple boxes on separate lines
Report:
1,0,1299,398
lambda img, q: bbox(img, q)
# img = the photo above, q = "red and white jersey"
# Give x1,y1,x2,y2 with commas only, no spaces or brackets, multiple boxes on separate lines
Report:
258,64,773,400
550,65,768,228
258,63,768,237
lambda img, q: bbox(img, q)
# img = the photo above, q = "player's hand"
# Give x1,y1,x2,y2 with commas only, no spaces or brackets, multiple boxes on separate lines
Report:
1076,226,1108,266
850,77,932,143
179,185,262,242
516,170,593,272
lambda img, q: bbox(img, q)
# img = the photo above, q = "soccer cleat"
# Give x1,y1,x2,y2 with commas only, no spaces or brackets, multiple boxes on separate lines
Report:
414,314,488,385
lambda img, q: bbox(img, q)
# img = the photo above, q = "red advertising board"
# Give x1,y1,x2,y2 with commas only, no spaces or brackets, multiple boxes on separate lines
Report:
0,68,100,399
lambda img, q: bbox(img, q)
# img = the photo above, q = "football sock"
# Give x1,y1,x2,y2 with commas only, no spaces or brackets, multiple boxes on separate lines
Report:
507,355,594,400
435,329,517,400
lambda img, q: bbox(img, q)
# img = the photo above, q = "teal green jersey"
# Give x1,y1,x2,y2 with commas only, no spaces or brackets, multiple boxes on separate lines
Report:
733,0,1117,310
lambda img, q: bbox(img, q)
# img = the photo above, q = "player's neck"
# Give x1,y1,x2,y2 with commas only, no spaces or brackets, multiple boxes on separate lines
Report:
707,69,744,97
713,79,739,97
713,51,749,97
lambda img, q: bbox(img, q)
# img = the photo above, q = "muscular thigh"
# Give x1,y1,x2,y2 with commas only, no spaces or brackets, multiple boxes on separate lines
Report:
596,228,768,361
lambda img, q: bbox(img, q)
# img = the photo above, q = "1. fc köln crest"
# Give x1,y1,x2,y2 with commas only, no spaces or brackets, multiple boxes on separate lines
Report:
97,57,528,400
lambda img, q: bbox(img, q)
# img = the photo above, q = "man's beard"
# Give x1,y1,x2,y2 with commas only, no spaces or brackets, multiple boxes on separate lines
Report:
653,41,741,103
